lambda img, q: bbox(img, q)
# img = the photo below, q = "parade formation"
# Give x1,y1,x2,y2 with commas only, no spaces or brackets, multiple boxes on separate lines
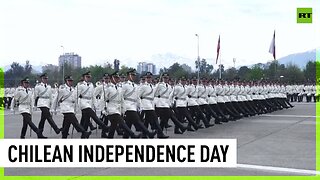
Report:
2,70,318,139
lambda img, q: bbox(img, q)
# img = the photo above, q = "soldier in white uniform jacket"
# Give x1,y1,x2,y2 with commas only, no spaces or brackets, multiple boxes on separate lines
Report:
76,71,109,137
54,76,91,139
154,73,187,134
11,77,46,139
34,73,61,136
138,72,169,138
186,77,213,128
119,70,156,138
102,72,141,139
172,76,199,131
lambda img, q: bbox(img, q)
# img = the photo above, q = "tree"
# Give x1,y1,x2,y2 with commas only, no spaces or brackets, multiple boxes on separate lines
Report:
248,65,264,81
304,61,316,82
195,58,214,76
213,64,224,79
224,67,237,80
166,63,188,80
265,60,279,81
284,63,305,83
238,66,250,80
119,65,130,76
5,62,25,86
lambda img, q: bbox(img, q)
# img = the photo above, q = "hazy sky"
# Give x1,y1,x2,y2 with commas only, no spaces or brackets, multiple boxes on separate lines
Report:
0,0,319,70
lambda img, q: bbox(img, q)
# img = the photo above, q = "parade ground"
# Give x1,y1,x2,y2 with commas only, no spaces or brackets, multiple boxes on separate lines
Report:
3,102,316,176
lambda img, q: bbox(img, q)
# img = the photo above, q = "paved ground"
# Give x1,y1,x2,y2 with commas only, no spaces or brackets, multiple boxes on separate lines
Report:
2,102,317,176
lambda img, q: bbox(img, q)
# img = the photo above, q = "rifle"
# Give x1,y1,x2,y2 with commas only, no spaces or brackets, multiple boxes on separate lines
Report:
53,84,60,115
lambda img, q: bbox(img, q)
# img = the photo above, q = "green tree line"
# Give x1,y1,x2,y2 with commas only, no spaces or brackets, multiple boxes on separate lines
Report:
3,59,319,87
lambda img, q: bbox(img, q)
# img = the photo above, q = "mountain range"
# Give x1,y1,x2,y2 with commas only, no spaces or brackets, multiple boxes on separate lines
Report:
277,49,316,69
2,49,317,73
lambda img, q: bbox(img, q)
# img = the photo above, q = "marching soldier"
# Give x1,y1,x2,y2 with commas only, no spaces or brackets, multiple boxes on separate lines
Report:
224,80,242,118
172,76,199,131
297,84,305,102
78,76,97,131
55,76,91,139
154,73,187,134
119,73,126,87
77,71,109,137
103,72,142,138
186,77,214,128
11,77,46,139
218,80,242,120
121,69,156,138
243,81,259,115
5,87,14,109
197,78,222,124
138,72,169,138
305,83,313,102
34,73,62,136
207,79,229,122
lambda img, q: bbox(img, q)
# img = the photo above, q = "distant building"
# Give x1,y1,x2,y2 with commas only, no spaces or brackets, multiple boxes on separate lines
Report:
59,52,81,70
42,64,59,72
114,59,120,71
137,62,156,75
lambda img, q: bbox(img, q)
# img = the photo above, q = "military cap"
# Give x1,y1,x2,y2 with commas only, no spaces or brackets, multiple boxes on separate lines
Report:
127,69,137,75
179,76,186,81
162,73,169,78
40,73,48,78
191,76,198,81
21,77,30,83
82,71,91,77
145,72,153,77
64,75,73,81
120,73,126,78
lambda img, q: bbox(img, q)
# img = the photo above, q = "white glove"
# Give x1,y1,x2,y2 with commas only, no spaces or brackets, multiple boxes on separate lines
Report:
102,110,107,115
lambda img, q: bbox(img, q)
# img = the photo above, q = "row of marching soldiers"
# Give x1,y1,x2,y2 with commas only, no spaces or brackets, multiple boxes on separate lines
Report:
3,83,317,110
11,69,295,139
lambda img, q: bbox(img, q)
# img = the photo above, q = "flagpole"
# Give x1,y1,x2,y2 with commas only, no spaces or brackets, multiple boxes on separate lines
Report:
219,49,222,79
195,34,200,84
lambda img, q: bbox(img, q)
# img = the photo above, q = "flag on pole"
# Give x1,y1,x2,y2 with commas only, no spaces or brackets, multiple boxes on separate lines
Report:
216,35,220,64
269,30,276,60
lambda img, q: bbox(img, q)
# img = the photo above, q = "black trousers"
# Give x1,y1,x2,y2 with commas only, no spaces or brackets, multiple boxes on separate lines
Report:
21,113,39,138
231,102,248,115
243,101,257,114
293,93,298,102
124,111,151,136
225,102,241,116
143,110,165,136
156,107,185,131
253,100,266,113
199,104,220,123
188,105,210,125
62,113,86,138
107,113,136,138
217,103,237,118
80,108,108,132
6,97,12,109
175,107,198,129
38,107,60,132
210,104,227,118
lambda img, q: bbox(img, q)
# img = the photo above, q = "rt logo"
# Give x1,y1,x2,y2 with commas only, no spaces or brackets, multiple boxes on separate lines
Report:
297,8,312,23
